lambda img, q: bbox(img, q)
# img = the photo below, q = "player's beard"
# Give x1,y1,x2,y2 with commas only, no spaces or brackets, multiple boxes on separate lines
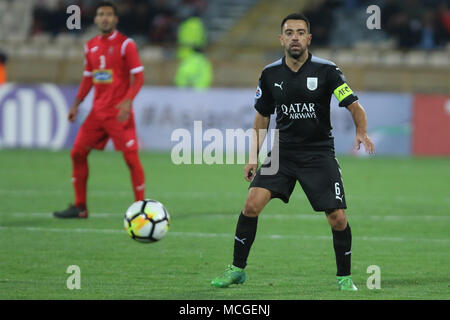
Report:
100,26,114,35
99,21,116,35
287,43,307,60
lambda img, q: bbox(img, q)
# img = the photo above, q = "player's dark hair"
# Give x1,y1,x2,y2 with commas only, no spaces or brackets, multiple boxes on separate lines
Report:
281,13,310,33
95,1,118,16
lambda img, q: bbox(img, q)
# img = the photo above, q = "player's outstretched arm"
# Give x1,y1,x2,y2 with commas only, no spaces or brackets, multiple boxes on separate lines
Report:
245,112,270,181
346,101,375,154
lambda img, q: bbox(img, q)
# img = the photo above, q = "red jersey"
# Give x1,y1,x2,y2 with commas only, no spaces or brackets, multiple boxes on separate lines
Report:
83,30,144,117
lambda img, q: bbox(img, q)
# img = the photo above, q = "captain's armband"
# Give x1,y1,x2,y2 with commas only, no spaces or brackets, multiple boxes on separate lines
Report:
333,83,354,102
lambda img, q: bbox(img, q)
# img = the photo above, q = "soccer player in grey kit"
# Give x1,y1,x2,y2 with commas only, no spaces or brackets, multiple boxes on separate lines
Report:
211,13,374,291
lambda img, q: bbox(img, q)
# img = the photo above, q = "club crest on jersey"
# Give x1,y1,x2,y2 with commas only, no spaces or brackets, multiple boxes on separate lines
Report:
255,85,262,99
93,69,113,83
307,77,318,91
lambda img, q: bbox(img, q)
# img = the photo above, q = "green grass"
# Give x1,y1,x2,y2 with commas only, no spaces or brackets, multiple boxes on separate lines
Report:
0,150,449,299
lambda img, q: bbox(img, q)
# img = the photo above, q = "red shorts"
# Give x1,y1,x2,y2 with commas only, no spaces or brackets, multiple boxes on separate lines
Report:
73,111,139,152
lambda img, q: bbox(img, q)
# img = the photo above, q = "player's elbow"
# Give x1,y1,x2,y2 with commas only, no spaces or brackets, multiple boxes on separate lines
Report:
134,72,144,86
347,101,364,113
254,112,270,129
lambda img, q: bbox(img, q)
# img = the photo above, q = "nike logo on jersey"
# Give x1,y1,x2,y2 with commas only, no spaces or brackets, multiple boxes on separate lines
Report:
274,82,283,90
235,236,247,245
126,139,135,148
90,46,98,53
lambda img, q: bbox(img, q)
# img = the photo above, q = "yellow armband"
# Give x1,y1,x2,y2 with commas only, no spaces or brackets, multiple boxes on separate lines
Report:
333,83,353,102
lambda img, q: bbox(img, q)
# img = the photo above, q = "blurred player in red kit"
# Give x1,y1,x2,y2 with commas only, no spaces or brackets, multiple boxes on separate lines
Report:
54,1,145,218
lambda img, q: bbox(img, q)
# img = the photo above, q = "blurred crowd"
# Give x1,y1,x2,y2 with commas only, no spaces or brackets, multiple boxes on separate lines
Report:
29,0,212,89
29,0,450,49
31,0,208,45
303,0,450,49
381,0,450,49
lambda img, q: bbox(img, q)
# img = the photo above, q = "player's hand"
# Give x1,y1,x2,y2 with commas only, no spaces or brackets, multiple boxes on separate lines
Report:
355,131,375,154
67,105,78,123
115,99,132,122
244,163,258,182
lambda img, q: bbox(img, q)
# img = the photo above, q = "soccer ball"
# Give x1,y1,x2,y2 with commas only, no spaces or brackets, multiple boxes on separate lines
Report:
123,199,170,243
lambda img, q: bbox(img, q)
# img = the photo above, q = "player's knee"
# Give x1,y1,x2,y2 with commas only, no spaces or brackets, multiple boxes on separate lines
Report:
326,209,347,231
123,156,134,169
70,147,88,163
123,150,139,169
243,199,263,217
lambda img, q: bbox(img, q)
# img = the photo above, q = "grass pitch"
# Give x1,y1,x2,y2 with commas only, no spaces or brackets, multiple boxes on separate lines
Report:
0,150,449,300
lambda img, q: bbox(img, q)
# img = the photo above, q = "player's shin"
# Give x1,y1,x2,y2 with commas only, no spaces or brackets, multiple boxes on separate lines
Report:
71,148,89,209
123,150,145,201
233,212,258,269
331,222,352,276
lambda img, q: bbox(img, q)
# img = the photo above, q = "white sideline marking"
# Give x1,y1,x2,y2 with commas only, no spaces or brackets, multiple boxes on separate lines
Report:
0,189,244,197
8,212,450,222
11,212,120,218
0,225,448,243
1,189,449,203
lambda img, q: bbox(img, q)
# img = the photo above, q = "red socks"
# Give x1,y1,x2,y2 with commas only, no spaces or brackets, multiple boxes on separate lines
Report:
122,150,146,201
70,148,145,208
70,147,90,209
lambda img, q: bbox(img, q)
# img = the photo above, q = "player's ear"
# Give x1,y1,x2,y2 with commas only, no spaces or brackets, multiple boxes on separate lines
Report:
94,12,102,26
307,33,312,46
278,34,283,47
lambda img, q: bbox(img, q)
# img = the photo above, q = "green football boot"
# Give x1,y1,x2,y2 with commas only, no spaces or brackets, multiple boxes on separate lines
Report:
337,275,358,291
211,265,246,288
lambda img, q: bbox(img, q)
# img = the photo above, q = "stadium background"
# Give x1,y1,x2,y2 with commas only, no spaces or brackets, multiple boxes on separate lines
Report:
0,0,449,300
